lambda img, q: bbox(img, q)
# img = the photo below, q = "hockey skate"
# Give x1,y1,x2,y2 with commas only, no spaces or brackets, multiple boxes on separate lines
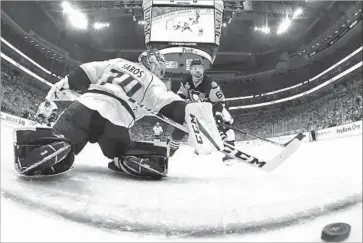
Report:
108,158,128,175
169,149,177,157
167,138,181,158
222,155,236,166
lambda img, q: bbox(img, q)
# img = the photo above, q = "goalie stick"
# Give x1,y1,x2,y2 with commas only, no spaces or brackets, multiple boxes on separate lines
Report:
53,90,304,172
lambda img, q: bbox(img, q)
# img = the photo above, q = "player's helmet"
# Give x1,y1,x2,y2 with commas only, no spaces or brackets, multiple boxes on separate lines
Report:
45,100,51,106
190,59,204,85
138,49,167,78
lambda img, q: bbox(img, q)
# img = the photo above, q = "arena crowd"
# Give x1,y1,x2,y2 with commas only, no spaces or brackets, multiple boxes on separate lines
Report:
2,62,361,141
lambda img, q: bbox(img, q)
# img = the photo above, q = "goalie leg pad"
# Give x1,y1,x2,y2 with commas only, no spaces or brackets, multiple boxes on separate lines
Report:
108,141,168,179
120,155,167,178
185,102,224,154
14,127,75,176
125,140,169,157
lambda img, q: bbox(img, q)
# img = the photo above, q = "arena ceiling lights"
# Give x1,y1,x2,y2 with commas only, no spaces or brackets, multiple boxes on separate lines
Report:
254,26,271,34
277,15,291,35
277,7,303,35
292,8,303,20
93,22,110,30
61,1,88,30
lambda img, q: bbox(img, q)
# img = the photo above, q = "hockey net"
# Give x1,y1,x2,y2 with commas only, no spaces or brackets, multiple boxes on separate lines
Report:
165,19,174,31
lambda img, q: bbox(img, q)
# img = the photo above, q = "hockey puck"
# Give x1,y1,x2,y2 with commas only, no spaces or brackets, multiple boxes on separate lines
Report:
321,222,351,242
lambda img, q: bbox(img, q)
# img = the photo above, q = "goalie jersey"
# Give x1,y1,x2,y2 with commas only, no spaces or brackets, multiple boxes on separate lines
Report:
59,58,182,128
177,74,225,104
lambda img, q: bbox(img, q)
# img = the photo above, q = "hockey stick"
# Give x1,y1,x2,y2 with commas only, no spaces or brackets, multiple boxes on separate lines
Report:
222,124,304,148
125,98,304,172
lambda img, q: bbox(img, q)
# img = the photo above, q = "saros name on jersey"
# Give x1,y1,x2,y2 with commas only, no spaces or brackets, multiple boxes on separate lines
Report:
122,64,145,78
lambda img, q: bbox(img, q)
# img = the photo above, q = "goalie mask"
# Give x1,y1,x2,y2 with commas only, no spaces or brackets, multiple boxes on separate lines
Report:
190,59,204,87
138,49,167,78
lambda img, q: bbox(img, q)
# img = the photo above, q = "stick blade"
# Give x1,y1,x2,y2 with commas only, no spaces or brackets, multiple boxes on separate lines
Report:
283,132,305,147
263,133,305,172
222,133,305,172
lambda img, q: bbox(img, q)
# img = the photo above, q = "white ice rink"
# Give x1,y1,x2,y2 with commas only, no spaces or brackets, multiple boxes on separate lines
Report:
1,122,362,242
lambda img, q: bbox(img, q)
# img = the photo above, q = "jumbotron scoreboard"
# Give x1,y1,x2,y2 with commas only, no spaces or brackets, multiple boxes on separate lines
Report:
142,0,224,75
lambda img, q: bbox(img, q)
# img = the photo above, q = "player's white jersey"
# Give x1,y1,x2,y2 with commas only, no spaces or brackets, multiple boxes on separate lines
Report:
78,58,182,127
153,126,163,136
37,101,58,117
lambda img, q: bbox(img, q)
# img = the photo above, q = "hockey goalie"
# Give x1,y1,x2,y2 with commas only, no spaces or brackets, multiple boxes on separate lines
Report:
13,49,223,180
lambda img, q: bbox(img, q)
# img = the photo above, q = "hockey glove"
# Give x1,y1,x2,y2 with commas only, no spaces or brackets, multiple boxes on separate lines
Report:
214,111,224,125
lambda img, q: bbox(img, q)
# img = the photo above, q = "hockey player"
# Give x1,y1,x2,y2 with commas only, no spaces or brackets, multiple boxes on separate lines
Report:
174,21,182,30
13,50,220,179
189,10,200,25
194,9,200,24
198,27,204,36
153,122,163,142
181,22,192,32
36,100,58,127
173,59,236,163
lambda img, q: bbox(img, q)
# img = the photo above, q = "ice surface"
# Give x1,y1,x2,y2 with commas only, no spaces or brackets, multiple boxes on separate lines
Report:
1,122,362,241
